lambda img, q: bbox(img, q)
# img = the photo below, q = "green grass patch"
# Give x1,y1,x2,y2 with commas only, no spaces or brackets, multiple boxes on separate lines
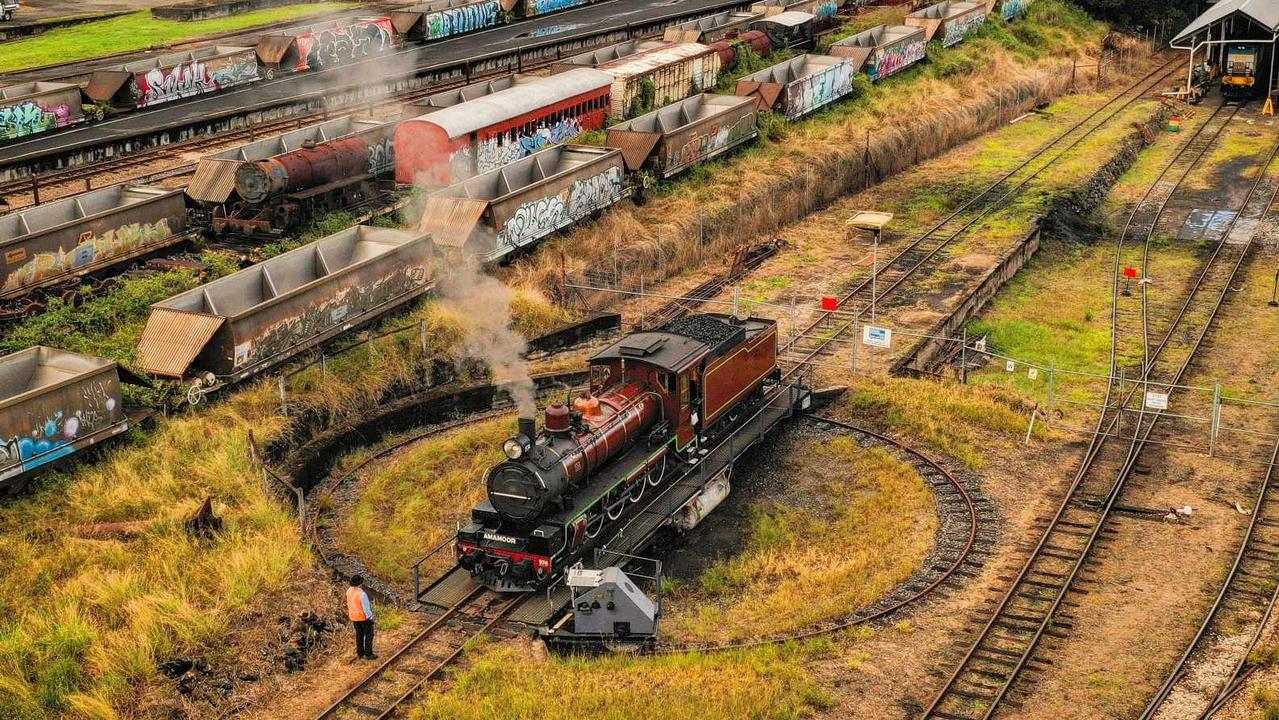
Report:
664,439,935,642
0,4,356,73
410,642,833,720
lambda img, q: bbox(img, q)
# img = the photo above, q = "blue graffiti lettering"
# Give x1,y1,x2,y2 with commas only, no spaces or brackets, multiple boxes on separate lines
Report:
426,0,500,40
528,0,587,16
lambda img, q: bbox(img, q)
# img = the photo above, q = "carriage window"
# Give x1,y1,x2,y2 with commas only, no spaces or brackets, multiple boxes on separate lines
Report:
590,365,611,388
678,375,690,406
657,372,672,393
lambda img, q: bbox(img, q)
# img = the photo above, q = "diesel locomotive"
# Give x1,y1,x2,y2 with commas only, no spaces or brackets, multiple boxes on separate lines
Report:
456,314,780,592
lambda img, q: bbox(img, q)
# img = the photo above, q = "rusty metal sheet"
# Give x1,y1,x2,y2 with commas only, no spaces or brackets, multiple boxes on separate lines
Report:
663,29,702,43
255,35,296,65
736,80,783,110
905,15,943,41
135,308,224,378
187,158,244,204
830,45,874,71
390,10,425,35
605,128,663,172
84,70,132,105
419,196,488,248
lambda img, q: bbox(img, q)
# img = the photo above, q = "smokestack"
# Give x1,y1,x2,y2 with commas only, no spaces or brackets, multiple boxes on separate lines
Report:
518,416,536,442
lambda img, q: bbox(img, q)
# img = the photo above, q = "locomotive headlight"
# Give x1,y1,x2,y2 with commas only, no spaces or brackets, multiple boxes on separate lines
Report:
503,434,532,460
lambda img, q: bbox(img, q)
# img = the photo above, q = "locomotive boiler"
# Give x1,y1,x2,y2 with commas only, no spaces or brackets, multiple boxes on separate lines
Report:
456,314,781,592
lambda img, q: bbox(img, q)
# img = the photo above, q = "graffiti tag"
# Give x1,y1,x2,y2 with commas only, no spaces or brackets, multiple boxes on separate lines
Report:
295,18,395,72
425,1,499,40
0,379,117,479
475,116,584,174
942,13,986,47
527,0,587,16
495,166,623,253
2,219,172,292
0,101,72,141
136,56,259,108
1002,0,1028,20
667,114,757,171
787,62,854,120
869,40,926,82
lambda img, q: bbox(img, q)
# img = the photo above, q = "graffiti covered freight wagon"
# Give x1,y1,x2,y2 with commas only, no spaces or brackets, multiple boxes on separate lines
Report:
254,17,398,78
750,11,817,51
663,10,760,43
0,82,84,143
556,41,722,120
135,226,434,382
85,46,260,110
391,0,501,41
186,115,397,237
829,24,927,82
905,1,986,47
419,145,624,263
0,347,133,495
395,68,612,187
0,185,190,300
606,94,759,178
735,54,854,120
518,0,596,18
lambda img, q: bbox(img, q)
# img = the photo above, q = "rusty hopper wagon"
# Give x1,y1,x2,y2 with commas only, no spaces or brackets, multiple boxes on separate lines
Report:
185,115,397,237
662,11,761,43
0,347,132,494
828,24,927,82
85,46,260,110
606,94,759,178
134,226,433,384
905,1,986,47
419,144,624,263
0,185,190,300
0,82,85,143
555,41,722,120
390,0,502,42
734,54,854,120
254,17,397,78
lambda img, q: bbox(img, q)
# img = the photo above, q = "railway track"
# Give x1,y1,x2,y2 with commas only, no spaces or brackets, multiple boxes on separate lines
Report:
653,415,990,653
920,99,1279,720
776,55,1186,374
311,587,523,720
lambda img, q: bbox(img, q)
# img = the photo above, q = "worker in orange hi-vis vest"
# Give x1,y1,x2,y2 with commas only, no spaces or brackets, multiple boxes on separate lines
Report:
346,575,377,660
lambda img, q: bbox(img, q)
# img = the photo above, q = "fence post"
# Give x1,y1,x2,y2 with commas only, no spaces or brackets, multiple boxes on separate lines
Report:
320,352,326,382
960,328,968,384
420,319,428,354
1046,361,1056,424
732,285,741,319
278,376,288,416
851,318,858,378
1071,58,1077,91
1210,381,1222,456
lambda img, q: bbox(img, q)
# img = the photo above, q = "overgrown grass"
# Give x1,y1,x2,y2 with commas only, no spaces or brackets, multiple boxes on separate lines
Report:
844,377,1045,469
335,417,512,583
663,440,935,642
410,641,834,720
0,4,357,73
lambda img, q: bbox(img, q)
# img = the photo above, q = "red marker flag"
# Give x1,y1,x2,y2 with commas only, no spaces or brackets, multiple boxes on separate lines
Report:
821,296,838,311
1123,267,1138,278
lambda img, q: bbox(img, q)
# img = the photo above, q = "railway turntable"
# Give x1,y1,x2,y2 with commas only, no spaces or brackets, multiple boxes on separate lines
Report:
414,313,811,629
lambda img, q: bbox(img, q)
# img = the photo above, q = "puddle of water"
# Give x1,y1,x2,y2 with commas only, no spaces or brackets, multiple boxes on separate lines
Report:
1180,208,1238,241
516,23,584,38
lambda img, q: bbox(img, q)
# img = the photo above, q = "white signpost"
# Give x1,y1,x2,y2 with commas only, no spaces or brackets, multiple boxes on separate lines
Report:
1145,391,1169,411
862,325,892,348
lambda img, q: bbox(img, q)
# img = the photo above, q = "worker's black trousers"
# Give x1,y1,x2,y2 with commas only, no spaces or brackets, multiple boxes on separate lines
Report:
354,620,375,658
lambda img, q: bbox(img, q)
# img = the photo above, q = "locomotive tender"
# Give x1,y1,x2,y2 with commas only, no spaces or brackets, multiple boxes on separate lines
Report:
456,314,784,592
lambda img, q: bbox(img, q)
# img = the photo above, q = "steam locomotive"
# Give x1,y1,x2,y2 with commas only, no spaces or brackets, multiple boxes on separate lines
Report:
456,314,780,592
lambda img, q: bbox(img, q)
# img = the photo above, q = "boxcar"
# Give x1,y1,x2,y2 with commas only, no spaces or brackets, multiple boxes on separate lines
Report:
0,347,131,494
391,0,502,42
905,1,986,46
735,54,854,120
395,68,613,187
557,41,722,120
85,46,260,110
135,226,434,382
829,24,927,82
605,94,759,178
419,145,624,263
750,11,816,51
254,17,398,78
0,82,84,143
0,185,190,300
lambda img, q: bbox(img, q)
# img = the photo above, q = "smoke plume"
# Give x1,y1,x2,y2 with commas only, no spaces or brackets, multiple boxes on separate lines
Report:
437,258,537,417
